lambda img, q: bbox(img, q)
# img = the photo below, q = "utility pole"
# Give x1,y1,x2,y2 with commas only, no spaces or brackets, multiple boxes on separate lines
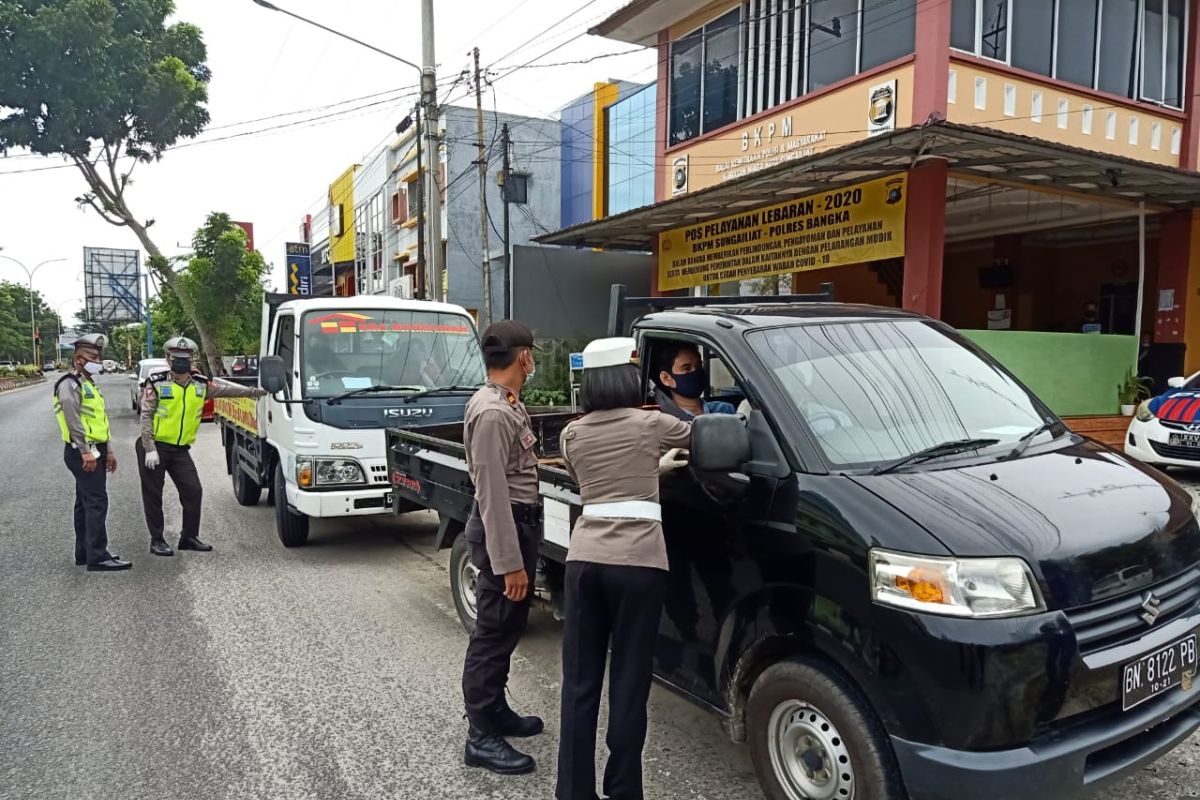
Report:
472,46,493,329
421,0,444,302
413,103,427,300
500,122,512,320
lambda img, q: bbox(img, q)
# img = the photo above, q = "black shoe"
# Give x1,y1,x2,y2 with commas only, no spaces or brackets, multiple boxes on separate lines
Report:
464,726,535,775
76,553,118,566
87,558,133,572
150,539,175,557
493,702,544,738
177,537,212,552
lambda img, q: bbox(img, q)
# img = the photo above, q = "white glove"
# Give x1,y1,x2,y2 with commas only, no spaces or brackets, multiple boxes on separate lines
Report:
659,448,689,475
144,450,160,470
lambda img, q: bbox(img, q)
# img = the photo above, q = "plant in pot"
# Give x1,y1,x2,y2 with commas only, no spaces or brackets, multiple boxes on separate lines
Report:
1118,368,1153,416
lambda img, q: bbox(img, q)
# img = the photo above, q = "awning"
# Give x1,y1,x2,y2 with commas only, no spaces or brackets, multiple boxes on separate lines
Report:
535,121,1200,251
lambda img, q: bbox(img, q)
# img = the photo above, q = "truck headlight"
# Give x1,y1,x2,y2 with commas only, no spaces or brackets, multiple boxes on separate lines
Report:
1135,400,1154,422
870,549,1045,618
295,457,366,487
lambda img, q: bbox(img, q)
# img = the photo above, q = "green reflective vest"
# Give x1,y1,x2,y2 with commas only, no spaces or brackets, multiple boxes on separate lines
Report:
53,377,111,445
152,376,208,446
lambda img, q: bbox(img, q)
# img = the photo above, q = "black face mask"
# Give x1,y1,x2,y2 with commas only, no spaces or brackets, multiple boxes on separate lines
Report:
669,369,706,400
171,357,192,374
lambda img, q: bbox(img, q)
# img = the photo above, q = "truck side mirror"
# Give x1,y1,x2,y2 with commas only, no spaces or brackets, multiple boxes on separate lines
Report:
259,355,288,395
1168,376,1186,389
691,414,751,472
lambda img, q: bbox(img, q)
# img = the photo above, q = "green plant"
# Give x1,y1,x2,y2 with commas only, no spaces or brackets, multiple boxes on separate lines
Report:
1118,368,1153,405
522,388,568,408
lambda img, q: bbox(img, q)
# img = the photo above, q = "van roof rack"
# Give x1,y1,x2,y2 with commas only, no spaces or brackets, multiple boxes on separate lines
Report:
606,282,835,337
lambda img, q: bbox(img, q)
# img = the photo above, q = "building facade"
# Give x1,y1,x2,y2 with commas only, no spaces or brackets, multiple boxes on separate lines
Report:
541,0,1200,414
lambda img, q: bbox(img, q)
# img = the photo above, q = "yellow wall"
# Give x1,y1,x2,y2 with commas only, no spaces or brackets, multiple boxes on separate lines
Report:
592,82,620,220
947,59,1182,168
330,165,358,265
664,64,915,195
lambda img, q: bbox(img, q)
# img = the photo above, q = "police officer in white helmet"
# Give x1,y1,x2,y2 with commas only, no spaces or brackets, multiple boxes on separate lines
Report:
53,333,131,571
136,337,266,556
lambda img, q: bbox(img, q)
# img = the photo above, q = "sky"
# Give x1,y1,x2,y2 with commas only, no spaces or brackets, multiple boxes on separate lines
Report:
0,0,655,330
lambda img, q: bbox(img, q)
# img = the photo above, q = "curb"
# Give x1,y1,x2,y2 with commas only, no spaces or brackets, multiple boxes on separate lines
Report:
0,378,46,394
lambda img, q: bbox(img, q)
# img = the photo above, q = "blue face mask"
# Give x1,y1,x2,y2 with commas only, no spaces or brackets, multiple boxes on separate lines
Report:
670,369,706,399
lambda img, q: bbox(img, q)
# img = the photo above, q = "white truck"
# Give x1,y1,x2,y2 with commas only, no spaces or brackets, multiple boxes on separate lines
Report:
215,293,485,546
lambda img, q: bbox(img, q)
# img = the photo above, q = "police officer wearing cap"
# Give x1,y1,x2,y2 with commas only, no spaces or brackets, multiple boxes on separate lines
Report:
555,337,692,800
460,320,545,775
53,334,131,571
136,337,266,556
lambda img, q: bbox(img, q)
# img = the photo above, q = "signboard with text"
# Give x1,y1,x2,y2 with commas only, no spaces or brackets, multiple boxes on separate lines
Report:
656,175,907,291
286,242,312,295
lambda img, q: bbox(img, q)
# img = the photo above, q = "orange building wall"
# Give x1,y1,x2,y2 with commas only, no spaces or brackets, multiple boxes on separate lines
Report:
790,262,899,308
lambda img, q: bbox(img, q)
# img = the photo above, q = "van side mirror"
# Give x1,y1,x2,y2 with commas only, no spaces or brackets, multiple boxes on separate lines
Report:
691,414,752,472
259,355,288,395
1168,376,1186,389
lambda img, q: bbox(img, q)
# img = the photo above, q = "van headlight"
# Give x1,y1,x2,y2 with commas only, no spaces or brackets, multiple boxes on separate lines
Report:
870,549,1045,617
296,457,366,487
1135,400,1154,422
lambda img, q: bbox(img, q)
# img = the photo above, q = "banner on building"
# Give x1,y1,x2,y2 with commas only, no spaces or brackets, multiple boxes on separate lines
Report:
286,242,312,295
657,174,907,291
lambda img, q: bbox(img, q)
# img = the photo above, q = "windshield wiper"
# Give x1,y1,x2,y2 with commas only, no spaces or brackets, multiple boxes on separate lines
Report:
1005,421,1058,461
871,438,1001,475
327,384,426,404
401,384,484,403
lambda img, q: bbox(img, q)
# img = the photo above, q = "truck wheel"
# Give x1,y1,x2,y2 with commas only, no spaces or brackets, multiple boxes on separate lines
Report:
449,535,479,635
231,447,261,506
273,463,309,547
748,658,903,800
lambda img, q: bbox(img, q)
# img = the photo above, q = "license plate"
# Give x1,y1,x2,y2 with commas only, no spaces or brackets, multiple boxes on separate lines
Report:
1122,634,1198,710
384,492,393,507
1168,433,1200,448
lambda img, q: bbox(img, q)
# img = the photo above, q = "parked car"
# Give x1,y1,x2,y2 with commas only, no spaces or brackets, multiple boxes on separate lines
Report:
230,355,258,377
42,361,56,372
130,358,169,413
390,289,1200,800
0,360,17,370
1126,370,1200,467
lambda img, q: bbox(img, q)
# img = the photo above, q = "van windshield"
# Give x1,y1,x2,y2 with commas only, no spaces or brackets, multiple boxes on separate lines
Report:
300,309,484,398
747,320,1052,469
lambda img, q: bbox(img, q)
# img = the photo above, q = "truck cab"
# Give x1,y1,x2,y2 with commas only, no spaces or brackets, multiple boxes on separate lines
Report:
218,293,484,546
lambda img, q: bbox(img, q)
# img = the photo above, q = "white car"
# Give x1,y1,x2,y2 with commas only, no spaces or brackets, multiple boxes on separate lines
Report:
1124,371,1200,468
130,358,169,412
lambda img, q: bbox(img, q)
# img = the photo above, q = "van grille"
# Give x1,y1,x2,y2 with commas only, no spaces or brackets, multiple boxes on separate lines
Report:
1065,567,1200,654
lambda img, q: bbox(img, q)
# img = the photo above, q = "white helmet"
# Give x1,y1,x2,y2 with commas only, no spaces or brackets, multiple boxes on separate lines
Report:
164,336,198,356
73,333,107,353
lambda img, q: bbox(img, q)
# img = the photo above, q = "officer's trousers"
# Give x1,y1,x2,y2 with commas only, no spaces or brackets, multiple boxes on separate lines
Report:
461,505,541,727
135,440,203,542
556,561,667,800
64,443,112,566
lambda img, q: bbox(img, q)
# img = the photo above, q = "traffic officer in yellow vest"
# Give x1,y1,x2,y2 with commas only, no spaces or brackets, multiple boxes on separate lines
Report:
136,337,267,556
54,333,131,571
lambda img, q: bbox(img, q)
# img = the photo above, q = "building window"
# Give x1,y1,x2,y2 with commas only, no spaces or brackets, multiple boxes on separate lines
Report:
862,0,917,71
391,190,408,224
670,8,741,145
605,83,656,216
808,0,860,91
951,0,1187,110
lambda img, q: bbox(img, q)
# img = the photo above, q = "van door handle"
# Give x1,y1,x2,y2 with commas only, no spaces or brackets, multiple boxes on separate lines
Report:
268,411,273,423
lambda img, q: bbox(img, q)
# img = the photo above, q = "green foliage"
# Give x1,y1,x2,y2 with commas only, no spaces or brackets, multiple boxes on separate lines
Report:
521,388,568,408
0,280,62,363
1118,367,1154,405
0,0,210,160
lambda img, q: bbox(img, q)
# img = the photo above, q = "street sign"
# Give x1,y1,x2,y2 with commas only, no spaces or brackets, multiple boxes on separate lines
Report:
286,242,312,295
569,352,584,370
83,247,142,322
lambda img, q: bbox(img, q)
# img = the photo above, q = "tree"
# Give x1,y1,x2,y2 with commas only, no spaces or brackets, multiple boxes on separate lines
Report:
0,0,223,373
0,280,61,364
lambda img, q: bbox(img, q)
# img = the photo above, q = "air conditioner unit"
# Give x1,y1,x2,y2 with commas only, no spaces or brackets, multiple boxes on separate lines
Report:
389,276,413,299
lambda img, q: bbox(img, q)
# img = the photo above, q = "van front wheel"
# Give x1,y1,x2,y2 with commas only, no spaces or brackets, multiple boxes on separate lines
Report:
747,658,903,800
273,464,309,547
449,534,479,635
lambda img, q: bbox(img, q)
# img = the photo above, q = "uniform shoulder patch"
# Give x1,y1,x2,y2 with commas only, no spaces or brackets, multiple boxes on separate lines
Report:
191,372,210,383
149,371,171,384
505,391,517,406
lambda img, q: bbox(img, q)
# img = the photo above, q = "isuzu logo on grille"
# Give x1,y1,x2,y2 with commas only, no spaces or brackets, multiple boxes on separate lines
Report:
1140,592,1163,626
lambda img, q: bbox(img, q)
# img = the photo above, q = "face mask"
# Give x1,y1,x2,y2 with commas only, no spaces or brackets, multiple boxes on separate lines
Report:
171,357,191,374
670,369,706,399
523,352,536,381
83,361,103,376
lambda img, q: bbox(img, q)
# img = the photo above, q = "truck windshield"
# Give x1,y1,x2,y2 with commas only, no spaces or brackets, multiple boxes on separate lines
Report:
300,309,484,398
747,320,1053,470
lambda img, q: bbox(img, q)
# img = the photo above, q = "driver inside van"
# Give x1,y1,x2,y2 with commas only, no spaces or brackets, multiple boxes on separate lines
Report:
306,331,347,377
653,342,737,421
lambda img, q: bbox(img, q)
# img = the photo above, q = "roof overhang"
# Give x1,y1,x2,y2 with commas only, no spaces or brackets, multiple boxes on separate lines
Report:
535,121,1200,251
589,0,715,46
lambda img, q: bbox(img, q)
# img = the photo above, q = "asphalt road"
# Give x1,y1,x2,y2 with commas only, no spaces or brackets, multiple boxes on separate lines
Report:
1,374,1198,800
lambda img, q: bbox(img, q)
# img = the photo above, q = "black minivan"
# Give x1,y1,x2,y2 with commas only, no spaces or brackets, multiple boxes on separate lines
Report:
388,301,1200,800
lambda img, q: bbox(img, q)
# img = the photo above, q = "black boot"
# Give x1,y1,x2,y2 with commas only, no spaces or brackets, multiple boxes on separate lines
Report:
464,724,535,775
493,700,544,738
178,537,213,552
150,539,174,557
